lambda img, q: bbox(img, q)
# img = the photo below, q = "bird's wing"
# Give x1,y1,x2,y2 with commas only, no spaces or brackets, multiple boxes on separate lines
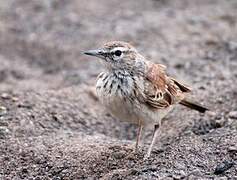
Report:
143,63,191,109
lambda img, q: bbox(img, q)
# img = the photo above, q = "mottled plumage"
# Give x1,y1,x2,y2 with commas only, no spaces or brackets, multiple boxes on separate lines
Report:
84,41,208,158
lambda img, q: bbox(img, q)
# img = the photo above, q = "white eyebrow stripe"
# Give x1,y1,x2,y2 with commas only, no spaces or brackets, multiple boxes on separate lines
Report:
111,47,128,52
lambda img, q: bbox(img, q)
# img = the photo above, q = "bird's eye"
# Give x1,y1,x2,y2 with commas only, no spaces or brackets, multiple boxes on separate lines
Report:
114,50,122,56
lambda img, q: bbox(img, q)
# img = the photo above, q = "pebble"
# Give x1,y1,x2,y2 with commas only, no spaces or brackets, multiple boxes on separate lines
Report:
1,93,11,99
190,169,202,176
0,126,10,138
228,146,237,153
0,106,7,116
12,97,19,102
1,93,18,102
215,177,228,180
214,160,235,175
227,41,237,52
206,111,217,117
229,111,237,119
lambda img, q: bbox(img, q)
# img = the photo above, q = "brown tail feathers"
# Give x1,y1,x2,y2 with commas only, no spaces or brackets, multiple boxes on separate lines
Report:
179,98,208,113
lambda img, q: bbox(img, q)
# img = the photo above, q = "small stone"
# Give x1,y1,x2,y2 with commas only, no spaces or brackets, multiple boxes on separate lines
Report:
213,118,226,128
12,97,19,102
1,93,18,102
0,126,10,138
217,177,228,180
229,111,237,119
227,41,237,51
228,146,237,153
1,93,10,99
190,169,202,176
172,174,185,180
206,111,217,117
179,170,186,177
0,106,7,116
113,151,126,159
214,160,235,175
216,97,224,104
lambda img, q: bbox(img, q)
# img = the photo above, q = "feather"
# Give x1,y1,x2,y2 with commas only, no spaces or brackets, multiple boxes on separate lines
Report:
179,98,208,113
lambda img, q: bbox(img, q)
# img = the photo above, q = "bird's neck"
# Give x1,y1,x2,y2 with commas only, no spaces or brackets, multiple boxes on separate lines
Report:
109,69,131,78
104,58,147,77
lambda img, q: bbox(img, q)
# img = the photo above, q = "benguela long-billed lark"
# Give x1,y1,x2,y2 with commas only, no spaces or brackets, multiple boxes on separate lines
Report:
84,41,208,158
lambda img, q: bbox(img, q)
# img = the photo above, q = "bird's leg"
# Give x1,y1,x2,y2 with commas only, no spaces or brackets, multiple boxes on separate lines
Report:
135,120,143,152
144,124,160,159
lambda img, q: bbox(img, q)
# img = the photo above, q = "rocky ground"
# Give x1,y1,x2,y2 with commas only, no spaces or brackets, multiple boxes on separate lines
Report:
0,0,237,179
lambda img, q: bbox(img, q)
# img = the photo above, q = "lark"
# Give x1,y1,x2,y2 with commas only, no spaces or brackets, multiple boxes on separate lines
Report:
84,41,208,158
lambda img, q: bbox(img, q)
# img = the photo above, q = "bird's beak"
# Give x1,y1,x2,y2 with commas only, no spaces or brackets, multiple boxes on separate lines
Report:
83,49,106,58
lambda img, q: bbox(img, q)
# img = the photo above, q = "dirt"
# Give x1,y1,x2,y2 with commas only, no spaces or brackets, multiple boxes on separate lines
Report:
0,0,237,179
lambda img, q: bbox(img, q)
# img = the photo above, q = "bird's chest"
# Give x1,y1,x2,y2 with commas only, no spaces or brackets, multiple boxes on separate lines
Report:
96,71,137,100
96,71,143,122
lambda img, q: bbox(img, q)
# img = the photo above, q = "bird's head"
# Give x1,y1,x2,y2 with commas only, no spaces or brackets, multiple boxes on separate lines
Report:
84,41,145,72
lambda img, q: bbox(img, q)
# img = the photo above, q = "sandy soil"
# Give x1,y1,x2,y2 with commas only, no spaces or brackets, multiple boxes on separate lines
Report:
0,0,237,179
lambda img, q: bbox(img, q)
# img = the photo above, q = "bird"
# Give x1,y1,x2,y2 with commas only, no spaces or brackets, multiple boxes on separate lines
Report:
84,41,208,158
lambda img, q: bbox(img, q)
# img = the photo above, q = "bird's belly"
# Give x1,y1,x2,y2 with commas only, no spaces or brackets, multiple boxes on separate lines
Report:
97,88,140,124
97,88,173,126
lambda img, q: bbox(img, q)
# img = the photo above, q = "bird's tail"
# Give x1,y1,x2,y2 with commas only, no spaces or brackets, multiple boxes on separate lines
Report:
179,98,208,113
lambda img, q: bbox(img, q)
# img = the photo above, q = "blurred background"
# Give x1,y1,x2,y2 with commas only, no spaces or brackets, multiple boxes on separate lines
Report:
0,0,237,179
